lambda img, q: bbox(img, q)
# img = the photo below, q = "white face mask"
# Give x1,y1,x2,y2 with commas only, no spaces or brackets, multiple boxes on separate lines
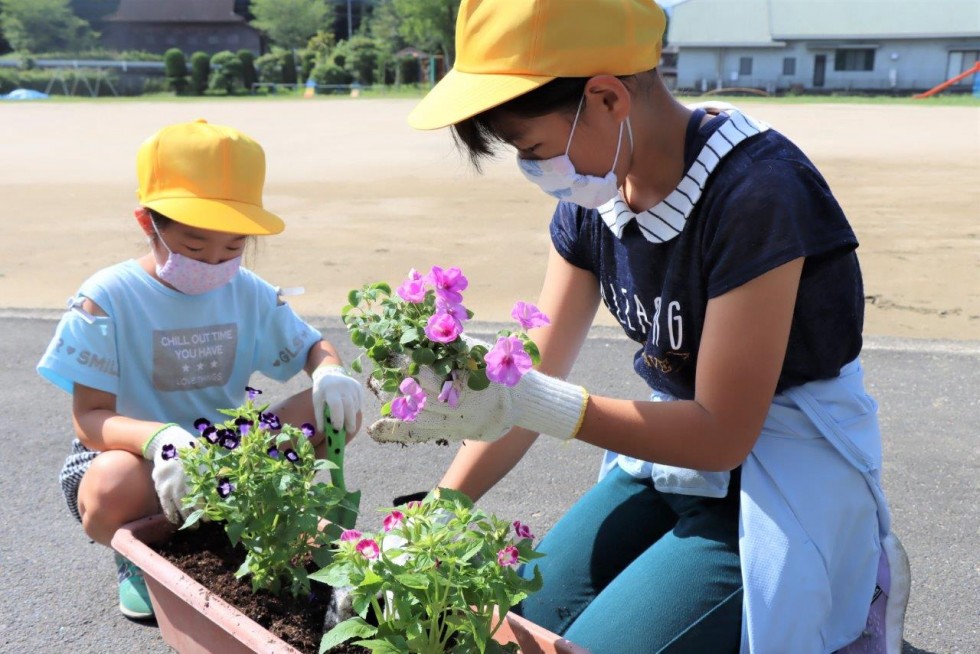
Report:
517,96,632,209
151,223,241,295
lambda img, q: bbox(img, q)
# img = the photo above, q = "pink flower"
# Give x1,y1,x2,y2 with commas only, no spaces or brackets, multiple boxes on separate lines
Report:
485,337,533,387
356,538,380,560
436,298,469,326
406,501,422,510
497,545,519,568
383,510,405,532
396,268,427,303
437,370,463,408
390,377,427,421
426,266,468,305
511,301,550,330
340,529,362,542
512,520,534,540
425,312,462,344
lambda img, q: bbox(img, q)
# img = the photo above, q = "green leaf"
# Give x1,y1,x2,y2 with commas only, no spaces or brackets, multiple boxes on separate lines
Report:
347,290,361,307
466,368,490,391
372,282,392,295
523,339,541,366
393,572,430,590
179,509,205,530
226,521,246,546
380,401,392,416
309,565,350,587
320,617,377,653
352,638,408,654
399,328,420,345
350,329,366,347
411,347,436,365
432,358,452,378
350,358,363,373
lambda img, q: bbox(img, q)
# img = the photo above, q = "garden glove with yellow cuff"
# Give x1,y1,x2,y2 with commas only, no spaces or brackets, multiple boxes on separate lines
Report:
312,364,364,435
367,364,589,445
142,424,197,525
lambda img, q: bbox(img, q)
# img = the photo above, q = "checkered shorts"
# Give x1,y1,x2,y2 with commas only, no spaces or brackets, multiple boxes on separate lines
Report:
59,439,100,523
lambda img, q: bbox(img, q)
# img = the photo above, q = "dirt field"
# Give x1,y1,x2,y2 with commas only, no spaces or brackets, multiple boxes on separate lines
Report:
1,97,977,340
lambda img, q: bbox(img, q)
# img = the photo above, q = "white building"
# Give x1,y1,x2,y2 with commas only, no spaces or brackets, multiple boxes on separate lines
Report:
667,0,980,93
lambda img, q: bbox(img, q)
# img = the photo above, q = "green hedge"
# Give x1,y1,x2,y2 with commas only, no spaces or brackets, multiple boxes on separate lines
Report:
0,68,122,96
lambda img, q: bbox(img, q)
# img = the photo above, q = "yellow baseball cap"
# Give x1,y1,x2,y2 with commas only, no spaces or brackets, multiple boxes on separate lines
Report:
408,0,666,131
136,119,284,235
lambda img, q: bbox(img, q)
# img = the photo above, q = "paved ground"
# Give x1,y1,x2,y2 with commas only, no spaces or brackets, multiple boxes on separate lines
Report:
0,314,976,653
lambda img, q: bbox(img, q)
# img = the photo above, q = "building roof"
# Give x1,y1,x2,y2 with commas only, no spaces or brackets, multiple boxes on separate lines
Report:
106,0,246,24
668,0,980,46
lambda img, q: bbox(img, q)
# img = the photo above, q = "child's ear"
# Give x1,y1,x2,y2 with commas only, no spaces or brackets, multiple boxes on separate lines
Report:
134,207,153,236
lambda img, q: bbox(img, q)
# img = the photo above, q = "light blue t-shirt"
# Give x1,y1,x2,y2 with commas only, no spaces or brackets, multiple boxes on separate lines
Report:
37,260,322,432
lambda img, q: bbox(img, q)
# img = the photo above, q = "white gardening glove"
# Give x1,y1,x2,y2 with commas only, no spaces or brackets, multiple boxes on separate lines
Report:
142,423,198,525
367,362,589,445
312,364,364,435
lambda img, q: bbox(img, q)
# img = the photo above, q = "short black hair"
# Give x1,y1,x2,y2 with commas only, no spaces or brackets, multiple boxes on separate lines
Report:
450,70,654,170
146,207,174,229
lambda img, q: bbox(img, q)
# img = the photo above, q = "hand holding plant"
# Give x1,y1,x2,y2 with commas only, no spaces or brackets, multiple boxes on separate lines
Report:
314,488,544,654
342,266,554,440
175,388,359,597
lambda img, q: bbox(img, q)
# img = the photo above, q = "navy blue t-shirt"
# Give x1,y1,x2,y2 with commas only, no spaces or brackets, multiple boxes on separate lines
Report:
551,110,863,399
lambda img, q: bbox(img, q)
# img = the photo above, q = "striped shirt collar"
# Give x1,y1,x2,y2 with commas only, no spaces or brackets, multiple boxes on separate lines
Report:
598,110,769,243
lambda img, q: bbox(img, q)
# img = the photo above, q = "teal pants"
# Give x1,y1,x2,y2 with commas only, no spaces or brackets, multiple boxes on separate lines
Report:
517,466,743,653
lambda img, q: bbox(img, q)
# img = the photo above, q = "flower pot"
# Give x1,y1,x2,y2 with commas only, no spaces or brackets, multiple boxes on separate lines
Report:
494,608,592,654
112,514,301,654
113,514,589,654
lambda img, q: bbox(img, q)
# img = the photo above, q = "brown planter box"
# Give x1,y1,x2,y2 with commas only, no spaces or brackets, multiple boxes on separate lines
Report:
112,514,589,654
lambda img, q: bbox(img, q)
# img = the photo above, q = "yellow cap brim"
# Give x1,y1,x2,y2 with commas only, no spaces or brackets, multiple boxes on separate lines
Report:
142,197,284,235
408,68,556,131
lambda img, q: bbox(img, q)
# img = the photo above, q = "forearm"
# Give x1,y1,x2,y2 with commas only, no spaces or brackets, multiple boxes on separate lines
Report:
575,395,761,472
437,427,539,502
73,409,167,455
305,339,343,376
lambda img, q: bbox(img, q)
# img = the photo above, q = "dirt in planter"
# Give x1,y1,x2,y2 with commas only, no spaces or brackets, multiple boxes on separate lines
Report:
153,521,369,654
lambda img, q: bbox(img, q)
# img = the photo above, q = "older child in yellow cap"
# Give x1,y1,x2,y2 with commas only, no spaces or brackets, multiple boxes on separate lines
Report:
367,1,910,652
37,119,363,619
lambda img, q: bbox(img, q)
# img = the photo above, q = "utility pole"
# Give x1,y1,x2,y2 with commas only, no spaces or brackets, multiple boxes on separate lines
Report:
347,0,353,38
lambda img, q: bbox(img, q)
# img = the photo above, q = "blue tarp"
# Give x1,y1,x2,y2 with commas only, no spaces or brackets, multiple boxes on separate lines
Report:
2,89,50,100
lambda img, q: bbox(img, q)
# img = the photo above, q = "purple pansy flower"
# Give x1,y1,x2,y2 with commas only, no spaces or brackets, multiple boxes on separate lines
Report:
497,545,519,568
193,418,212,432
202,425,220,444
511,301,550,330
235,417,253,436
217,477,234,499
300,423,315,438
219,429,240,450
485,336,533,387
259,412,282,431
426,266,468,305
390,377,426,422
267,446,280,459
425,312,462,344
245,386,262,400
161,443,178,461
284,448,300,463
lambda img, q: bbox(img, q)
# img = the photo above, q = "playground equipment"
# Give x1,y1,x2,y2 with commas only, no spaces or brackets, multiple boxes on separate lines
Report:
913,61,980,98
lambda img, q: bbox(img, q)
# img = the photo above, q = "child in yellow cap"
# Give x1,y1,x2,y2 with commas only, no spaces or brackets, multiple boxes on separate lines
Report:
37,119,363,620
367,1,910,652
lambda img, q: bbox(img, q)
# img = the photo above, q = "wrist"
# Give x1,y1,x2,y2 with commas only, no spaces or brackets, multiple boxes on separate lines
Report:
141,423,183,460
312,363,348,380
512,371,589,441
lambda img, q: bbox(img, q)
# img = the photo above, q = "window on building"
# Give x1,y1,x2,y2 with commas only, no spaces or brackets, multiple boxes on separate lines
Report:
947,51,980,86
834,49,875,72
739,57,753,76
783,57,796,76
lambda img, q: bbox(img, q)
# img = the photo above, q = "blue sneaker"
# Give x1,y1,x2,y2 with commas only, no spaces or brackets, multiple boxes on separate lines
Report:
115,553,154,620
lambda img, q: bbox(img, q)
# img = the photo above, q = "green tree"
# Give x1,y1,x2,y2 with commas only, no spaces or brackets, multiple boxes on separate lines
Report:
0,0,95,53
209,50,243,94
332,35,380,85
189,51,210,95
163,48,188,95
281,50,298,84
392,0,459,67
250,0,331,50
237,49,257,91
